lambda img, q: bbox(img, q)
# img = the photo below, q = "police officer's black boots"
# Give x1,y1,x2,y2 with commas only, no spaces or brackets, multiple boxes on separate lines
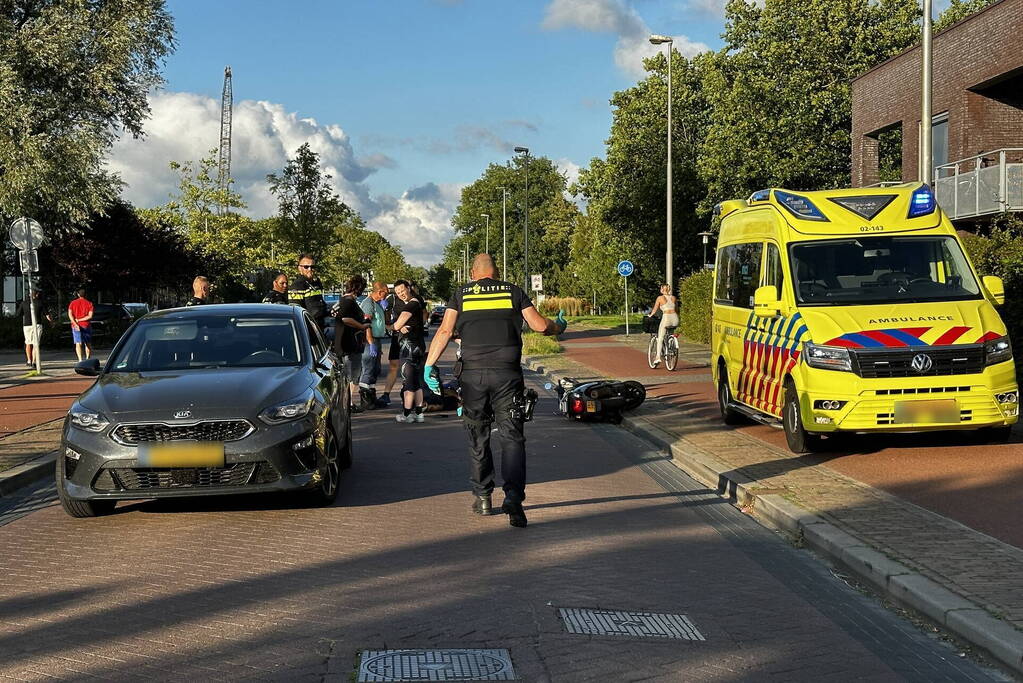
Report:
471,493,493,516
502,499,527,527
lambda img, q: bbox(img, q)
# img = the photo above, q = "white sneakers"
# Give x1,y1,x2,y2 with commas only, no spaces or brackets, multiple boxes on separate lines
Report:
414,412,425,423
394,412,425,424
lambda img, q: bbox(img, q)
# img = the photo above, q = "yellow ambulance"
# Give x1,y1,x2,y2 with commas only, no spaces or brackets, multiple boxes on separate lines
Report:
711,183,1017,453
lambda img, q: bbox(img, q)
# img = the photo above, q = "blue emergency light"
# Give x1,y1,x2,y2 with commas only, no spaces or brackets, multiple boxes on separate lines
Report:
908,185,936,218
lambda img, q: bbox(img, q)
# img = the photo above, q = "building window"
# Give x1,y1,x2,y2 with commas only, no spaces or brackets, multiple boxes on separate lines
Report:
932,113,949,177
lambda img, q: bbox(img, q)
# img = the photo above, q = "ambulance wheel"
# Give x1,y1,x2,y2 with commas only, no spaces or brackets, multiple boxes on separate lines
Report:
783,381,824,454
717,365,743,426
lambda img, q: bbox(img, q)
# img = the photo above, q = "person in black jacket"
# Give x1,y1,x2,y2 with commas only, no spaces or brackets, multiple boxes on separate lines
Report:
289,254,326,327
185,276,209,306
263,273,289,304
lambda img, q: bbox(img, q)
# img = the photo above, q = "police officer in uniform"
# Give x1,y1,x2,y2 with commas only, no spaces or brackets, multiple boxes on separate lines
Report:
263,273,289,304
424,254,567,528
186,276,210,306
289,253,326,328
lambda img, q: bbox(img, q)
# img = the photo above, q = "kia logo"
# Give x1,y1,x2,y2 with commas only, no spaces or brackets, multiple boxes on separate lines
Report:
173,410,192,419
910,354,933,374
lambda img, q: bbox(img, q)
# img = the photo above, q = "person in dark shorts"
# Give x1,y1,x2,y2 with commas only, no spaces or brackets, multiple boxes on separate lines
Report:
391,280,427,423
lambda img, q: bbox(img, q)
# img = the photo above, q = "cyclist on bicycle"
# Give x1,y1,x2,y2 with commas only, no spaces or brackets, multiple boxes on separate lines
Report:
649,284,679,367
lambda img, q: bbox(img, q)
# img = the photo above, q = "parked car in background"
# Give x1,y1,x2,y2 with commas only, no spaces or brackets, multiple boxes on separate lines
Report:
430,305,446,325
123,303,150,318
60,303,133,346
58,304,352,517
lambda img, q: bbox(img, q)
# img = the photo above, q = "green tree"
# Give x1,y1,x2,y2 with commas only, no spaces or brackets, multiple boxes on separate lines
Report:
267,143,357,257
0,0,175,229
699,0,920,206
935,0,996,30
578,49,713,288
446,156,579,290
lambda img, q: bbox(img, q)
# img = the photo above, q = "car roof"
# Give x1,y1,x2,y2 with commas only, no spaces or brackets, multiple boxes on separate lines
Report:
144,303,303,321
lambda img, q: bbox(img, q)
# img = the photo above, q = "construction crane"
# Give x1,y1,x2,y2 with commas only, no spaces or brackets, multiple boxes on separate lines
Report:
217,66,233,210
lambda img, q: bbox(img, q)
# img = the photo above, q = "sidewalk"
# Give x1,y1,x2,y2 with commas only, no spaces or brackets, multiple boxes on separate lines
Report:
525,326,1023,674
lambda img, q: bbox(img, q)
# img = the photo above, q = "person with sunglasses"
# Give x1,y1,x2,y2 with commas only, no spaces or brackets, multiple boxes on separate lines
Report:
289,253,327,329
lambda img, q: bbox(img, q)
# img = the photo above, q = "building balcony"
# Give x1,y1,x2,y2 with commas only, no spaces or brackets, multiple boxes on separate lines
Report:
934,148,1023,221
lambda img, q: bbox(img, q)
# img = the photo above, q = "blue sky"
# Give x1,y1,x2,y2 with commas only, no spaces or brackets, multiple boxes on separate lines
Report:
108,1,727,264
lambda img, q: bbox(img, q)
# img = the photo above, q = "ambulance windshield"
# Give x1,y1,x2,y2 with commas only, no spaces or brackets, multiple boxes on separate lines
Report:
789,236,981,305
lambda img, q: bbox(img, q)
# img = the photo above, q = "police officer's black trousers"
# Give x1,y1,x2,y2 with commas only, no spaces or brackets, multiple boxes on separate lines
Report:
459,367,526,502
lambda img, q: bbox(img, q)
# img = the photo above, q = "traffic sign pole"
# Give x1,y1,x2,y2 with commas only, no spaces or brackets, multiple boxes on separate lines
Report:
617,260,635,336
10,218,46,374
624,276,629,336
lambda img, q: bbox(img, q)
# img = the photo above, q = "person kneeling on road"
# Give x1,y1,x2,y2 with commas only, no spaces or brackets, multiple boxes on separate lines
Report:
423,253,567,528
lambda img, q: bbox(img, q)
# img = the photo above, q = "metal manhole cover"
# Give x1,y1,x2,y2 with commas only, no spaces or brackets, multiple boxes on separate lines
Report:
558,607,705,640
357,649,515,681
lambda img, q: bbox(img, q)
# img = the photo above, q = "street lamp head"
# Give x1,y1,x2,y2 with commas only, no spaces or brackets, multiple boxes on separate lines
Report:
481,214,489,219
649,34,673,45
513,146,529,154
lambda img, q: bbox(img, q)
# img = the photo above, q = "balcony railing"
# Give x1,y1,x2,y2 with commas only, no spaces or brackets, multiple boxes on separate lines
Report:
934,148,1023,220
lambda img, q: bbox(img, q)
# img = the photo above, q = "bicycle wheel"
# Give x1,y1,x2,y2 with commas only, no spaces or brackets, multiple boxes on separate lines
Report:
664,335,679,371
647,334,658,369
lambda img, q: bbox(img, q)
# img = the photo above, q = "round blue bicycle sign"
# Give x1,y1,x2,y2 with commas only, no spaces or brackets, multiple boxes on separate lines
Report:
617,260,634,277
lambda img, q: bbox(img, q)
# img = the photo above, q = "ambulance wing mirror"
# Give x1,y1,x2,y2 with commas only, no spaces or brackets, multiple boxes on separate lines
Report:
753,285,781,318
983,275,1005,306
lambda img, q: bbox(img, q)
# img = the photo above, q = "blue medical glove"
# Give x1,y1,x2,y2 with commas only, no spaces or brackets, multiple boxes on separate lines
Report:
424,364,441,393
555,309,568,334
366,343,379,358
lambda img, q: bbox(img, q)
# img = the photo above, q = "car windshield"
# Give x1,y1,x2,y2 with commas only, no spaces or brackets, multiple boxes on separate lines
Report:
789,236,982,306
107,314,303,372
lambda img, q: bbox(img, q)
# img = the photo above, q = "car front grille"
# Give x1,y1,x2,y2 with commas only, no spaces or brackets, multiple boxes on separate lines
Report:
92,462,280,492
111,420,253,445
852,346,985,378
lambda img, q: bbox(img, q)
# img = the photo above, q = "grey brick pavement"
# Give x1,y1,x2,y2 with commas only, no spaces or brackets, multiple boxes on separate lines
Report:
0,383,1006,680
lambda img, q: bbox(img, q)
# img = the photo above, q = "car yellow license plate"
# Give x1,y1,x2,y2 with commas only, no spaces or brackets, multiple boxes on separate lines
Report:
139,442,225,467
586,400,598,413
894,399,960,424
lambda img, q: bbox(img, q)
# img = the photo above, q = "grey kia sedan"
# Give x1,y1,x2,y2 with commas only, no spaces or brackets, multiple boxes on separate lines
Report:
57,304,352,517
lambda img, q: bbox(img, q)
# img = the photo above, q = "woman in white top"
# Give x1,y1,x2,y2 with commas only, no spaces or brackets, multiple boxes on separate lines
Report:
649,284,679,366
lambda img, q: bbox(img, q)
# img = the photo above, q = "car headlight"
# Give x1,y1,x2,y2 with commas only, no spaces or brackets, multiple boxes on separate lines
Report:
985,335,1013,365
803,343,853,372
259,396,314,424
69,405,110,432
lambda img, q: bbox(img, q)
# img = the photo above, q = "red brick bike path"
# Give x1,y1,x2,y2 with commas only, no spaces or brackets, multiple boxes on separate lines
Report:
0,377,94,437
558,331,1023,550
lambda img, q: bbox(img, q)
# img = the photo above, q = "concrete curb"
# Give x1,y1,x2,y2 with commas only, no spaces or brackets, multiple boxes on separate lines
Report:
523,356,1023,675
0,451,56,497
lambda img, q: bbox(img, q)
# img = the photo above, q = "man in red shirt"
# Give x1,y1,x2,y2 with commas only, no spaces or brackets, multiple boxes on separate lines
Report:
68,288,94,361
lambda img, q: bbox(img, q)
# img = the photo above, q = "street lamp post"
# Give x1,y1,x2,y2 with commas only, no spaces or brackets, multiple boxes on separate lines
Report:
482,213,490,255
498,187,509,279
514,146,530,294
650,34,674,288
920,0,933,185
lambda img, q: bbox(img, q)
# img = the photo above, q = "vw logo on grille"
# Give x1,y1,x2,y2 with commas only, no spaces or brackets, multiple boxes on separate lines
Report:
910,353,933,374
173,410,193,419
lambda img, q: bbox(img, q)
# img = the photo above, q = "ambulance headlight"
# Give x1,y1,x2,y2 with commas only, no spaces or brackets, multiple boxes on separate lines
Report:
803,344,852,372
984,336,1013,366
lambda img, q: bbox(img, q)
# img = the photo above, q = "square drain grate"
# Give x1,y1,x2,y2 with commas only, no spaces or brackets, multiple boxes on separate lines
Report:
357,649,515,681
559,607,705,641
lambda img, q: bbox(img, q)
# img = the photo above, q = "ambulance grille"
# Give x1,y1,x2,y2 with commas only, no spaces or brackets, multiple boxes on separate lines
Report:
852,346,984,378
874,387,971,395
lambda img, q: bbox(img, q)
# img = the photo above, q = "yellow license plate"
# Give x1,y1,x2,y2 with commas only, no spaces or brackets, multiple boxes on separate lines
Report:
139,442,225,467
894,399,960,424
586,400,597,413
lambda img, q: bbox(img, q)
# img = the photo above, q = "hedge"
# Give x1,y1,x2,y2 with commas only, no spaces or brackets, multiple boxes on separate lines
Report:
677,269,714,344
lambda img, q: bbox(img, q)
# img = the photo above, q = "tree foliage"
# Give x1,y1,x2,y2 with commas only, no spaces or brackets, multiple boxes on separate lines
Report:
935,0,996,31
0,0,175,229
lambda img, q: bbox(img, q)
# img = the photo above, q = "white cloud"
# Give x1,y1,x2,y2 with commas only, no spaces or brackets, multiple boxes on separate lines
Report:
107,91,458,266
555,157,587,208
540,0,709,78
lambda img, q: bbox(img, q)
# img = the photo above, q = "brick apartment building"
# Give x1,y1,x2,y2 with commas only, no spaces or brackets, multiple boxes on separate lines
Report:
851,0,1023,220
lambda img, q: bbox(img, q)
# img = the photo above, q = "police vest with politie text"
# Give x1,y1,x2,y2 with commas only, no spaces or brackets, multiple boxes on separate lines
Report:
449,278,532,368
289,274,327,327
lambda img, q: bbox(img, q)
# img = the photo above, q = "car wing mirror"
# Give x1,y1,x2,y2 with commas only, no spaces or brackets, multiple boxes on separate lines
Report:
753,285,782,318
74,358,101,376
983,275,1005,306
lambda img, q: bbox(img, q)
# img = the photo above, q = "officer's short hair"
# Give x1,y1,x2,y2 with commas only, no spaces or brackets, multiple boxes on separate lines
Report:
298,253,315,263
393,279,410,290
